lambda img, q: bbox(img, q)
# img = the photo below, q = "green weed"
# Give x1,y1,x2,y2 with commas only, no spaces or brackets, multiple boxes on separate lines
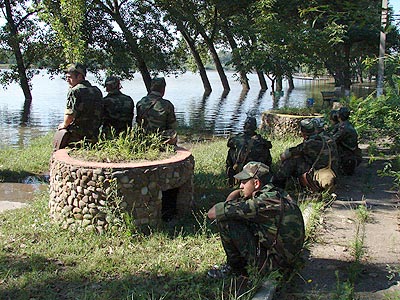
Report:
70,126,175,163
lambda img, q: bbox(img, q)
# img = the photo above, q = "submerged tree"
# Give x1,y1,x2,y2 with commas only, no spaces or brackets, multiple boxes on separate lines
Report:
0,0,45,100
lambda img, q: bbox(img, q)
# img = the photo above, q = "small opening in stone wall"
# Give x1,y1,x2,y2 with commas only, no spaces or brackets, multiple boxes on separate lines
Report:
161,188,179,221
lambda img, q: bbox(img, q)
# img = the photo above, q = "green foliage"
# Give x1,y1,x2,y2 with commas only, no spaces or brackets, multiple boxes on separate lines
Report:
349,78,400,146
39,0,86,62
378,158,400,192
70,127,175,163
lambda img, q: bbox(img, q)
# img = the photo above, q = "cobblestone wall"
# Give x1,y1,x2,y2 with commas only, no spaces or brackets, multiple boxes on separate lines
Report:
260,111,324,136
49,148,194,232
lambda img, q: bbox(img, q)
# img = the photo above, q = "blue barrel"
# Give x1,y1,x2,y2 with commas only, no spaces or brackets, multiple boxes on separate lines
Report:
306,98,314,107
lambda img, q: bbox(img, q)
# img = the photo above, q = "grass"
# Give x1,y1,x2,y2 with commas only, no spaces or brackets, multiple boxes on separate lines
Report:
0,133,53,182
70,127,176,163
0,132,315,300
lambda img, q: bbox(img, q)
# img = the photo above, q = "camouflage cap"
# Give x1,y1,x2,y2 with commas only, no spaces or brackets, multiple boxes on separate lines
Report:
300,119,315,135
234,161,270,180
104,76,120,87
150,77,166,92
66,63,86,76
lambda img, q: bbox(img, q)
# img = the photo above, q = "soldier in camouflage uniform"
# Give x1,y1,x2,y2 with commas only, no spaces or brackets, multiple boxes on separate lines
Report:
272,119,338,189
57,63,103,147
207,162,305,279
102,76,134,137
333,107,362,175
136,77,177,144
226,117,272,187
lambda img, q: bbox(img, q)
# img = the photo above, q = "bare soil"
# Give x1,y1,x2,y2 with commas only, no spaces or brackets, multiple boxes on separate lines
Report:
280,145,400,299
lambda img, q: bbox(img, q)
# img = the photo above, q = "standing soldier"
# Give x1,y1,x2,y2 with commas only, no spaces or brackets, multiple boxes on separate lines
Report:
226,117,272,187
136,77,177,144
333,107,362,175
102,76,134,137
56,63,103,149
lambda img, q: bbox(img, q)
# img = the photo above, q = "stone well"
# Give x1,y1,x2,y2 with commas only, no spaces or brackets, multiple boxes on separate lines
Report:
260,111,324,136
49,148,194,232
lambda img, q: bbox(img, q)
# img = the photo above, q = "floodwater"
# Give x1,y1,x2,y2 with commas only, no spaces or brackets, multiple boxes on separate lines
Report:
0,70,353,148
0,70,374,206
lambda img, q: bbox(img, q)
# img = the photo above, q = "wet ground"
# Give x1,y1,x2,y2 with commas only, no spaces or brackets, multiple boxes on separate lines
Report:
0,178,48,213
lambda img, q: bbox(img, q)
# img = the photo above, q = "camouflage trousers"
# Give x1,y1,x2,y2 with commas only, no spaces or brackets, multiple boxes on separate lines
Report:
217,220,281,276
272,157,311,189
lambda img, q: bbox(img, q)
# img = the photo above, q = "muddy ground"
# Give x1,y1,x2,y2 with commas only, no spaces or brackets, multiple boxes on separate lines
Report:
279,146,400,299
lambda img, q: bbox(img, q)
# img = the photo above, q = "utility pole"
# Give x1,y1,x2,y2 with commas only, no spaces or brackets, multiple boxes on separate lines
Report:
376,0,388,97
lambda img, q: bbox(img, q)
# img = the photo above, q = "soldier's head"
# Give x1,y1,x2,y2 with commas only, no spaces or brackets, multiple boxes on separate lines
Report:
150,77,166,95
104,76,121,92
312,117,325,134
243,117,257,134
329,110,339,125
234,161,270,198
338,107,351,121
300,119,315,138
65,63,86,87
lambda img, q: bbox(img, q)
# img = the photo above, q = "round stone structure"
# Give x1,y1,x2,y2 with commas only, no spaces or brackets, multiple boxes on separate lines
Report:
260,111,324,136
49,147,194,232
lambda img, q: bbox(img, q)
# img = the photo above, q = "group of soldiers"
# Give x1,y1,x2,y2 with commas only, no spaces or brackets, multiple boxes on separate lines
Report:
208,108,361,280
56,63,361,283
55,63,177,149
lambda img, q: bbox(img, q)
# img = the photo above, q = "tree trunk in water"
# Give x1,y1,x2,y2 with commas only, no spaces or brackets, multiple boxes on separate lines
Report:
222,24,249,90
178,23,212,94
4,0,32,101
287,75,295,91
256,70,268,91
201,32,230,91
276,75,283,92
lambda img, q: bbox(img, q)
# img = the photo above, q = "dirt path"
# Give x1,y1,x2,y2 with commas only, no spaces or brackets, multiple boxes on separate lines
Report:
281,147,400,299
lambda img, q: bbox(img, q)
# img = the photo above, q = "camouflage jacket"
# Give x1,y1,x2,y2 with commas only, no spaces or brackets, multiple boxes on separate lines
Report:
287,133,338,171
226,133,272,172
333,120,359,153
65,80,103,139
214,184,305,266
102,90,134,134
136,91,177,132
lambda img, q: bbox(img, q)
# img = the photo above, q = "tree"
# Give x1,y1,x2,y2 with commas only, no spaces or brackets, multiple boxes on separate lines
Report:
0,0,45,100
156,0,230,91
299,0,384,91
39,0,86,63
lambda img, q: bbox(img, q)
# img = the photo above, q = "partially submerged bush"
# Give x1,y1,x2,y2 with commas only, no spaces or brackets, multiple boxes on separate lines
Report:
70,126,175,163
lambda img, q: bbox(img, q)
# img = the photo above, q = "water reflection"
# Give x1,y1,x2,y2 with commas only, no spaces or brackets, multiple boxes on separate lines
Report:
0,70,375,148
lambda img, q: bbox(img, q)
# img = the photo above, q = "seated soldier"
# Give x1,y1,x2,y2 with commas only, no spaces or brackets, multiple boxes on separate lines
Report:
56,63,103,149
333,107,362,175
226,117,272,187
207,161,305,279
272,119,337,190
136,77,177,145
102,76,134,137
312,117,339,174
